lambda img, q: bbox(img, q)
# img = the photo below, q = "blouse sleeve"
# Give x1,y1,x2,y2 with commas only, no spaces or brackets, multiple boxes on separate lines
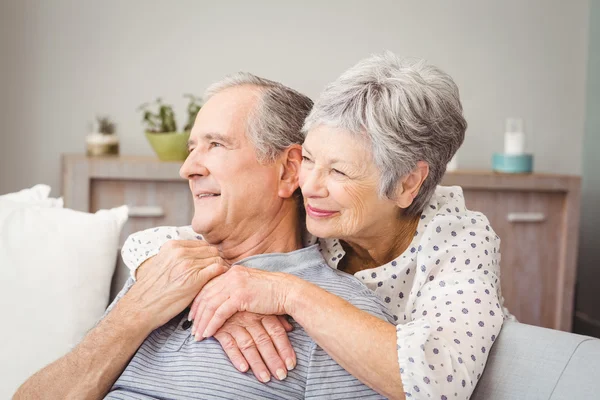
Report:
396,214,504,399
120,225,201,280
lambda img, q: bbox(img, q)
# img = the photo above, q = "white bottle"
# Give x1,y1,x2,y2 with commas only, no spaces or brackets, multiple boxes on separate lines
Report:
504,118,525,155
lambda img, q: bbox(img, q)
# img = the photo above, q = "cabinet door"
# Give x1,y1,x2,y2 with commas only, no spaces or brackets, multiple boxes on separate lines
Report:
462,190,566,329
90,179,194,245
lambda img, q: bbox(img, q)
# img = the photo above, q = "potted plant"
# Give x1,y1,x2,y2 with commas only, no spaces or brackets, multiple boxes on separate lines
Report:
139,95,202,161
86,116,119,157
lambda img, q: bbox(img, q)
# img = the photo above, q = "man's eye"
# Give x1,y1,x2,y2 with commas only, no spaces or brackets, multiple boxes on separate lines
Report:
188,148,195,154
209,142,222,149
302,156,313,162
332,169,347,177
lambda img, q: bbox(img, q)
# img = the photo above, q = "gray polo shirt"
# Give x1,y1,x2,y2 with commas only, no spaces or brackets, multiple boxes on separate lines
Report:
105,245,393,399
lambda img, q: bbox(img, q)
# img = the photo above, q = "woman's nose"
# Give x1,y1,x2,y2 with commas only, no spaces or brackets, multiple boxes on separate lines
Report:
300,167,328,198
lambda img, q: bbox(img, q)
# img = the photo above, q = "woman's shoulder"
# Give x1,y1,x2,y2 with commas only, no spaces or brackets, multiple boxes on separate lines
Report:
416,185,501,271
424,185,497,237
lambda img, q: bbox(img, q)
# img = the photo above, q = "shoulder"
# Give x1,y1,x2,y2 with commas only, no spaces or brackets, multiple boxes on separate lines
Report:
415,186,501,280
419,185,500,249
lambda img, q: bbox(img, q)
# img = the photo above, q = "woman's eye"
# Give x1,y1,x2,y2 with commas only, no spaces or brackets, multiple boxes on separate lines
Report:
302,156,313,162
188,148,195,154
332,169,347,177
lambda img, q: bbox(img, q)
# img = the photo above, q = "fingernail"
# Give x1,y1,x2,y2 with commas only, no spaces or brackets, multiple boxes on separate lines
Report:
276,368,287,380
191,326,196,336
202,329,209,338
285,358,295,370
194,333,200,342
187,313,192,321
260,372,270,383
239,363,248,372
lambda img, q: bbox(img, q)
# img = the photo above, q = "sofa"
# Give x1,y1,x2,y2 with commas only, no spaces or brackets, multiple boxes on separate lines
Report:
472,321,600,399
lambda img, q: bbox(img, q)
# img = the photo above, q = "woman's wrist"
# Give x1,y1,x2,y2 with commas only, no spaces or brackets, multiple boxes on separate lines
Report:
283,275,316,319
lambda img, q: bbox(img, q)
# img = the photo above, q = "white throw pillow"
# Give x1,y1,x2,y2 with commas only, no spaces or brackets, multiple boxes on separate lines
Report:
0,199,128,398
0,184,64,207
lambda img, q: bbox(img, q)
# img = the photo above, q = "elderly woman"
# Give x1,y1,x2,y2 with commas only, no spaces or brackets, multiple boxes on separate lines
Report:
125,53,505,399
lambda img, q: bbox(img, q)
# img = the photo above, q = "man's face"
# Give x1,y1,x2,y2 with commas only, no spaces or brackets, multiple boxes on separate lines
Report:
180,86,283,243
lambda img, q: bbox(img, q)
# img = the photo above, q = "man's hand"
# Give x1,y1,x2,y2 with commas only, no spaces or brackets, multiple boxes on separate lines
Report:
210,312,295,383
125,239,228,331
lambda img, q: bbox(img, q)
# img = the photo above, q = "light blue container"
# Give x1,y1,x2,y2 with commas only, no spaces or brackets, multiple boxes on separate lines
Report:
492,153,534,173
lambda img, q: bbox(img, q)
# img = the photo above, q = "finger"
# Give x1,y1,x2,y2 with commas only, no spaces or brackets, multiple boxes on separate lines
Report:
161,239,210,250
189,273,223,322
230,326,271,383
263,316,296,371
193,292,229,340
191,265,228,334
277,315,294,332
203,298,239,339
214,330,250,373
175,239,211,246
246,321,288,380
188,291,203,322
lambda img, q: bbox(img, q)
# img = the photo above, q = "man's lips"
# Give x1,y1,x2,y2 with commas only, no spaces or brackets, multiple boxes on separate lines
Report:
306,204,338,218
194,192,220,199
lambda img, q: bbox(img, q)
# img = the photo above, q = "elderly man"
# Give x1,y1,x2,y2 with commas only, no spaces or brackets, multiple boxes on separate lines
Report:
15,74,392,399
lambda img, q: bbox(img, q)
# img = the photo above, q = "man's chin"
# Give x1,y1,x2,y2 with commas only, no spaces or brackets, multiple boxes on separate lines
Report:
191,219,211,237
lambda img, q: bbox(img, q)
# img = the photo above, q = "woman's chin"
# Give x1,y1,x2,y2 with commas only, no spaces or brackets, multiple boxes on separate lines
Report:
306,220,340,239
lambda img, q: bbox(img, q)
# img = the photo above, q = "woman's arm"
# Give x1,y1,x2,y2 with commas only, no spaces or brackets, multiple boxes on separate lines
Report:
191,266,405,399
121,225,200,280
287,281,404,399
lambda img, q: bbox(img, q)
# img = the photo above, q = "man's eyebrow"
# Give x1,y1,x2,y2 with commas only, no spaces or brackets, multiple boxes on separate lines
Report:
201,132,235,145
187,133,236,149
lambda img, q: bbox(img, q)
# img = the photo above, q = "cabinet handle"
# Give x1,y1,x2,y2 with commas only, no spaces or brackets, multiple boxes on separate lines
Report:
128,206,165,218
507,212,546,223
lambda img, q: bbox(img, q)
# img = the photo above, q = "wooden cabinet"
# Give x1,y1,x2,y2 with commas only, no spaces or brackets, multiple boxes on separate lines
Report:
442,172,581,331
62,156,581,332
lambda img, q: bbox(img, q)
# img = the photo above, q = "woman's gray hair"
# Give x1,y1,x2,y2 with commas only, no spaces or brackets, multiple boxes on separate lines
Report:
303,52,467,216
204,72,313,163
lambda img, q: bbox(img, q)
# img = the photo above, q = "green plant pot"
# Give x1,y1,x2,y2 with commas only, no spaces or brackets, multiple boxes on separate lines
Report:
145,131,190,161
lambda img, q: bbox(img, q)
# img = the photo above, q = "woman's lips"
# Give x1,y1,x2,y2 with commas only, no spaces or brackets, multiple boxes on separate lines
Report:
306,204,337,218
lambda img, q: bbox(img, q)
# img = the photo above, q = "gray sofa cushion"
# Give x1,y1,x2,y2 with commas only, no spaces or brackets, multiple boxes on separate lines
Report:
472,321,600,400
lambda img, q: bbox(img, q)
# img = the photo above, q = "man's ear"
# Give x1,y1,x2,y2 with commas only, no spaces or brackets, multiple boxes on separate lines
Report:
394,161,430,209
278,144,303,199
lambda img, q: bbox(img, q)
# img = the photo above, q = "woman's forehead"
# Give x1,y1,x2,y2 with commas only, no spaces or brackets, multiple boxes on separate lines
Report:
304,126,371,160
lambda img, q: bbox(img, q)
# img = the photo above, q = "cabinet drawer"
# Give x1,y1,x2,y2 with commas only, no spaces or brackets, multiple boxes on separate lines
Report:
90,179,194,245
462,189,566,329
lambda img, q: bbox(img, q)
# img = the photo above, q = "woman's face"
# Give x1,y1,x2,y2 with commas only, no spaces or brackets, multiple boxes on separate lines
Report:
299,125,402,240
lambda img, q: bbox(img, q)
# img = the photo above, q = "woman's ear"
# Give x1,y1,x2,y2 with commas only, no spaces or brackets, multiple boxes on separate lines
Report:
395,161,430,209
278,144,303,199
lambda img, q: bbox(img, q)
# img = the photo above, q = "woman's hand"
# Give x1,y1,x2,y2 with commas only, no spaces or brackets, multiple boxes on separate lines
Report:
209,312,296,383
188,265,300,344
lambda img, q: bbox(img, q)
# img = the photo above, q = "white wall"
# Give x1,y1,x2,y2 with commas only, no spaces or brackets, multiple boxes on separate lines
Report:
0,0,590,196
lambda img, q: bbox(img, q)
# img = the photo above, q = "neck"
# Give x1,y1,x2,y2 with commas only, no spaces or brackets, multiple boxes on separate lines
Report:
341,212,420,269
211,200,303,265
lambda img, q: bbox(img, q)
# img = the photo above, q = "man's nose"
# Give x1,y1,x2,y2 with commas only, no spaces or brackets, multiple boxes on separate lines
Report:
179,151,209,180
301,167,328,198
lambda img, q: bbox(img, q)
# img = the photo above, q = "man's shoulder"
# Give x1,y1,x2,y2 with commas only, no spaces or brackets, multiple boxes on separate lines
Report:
297,263,394,323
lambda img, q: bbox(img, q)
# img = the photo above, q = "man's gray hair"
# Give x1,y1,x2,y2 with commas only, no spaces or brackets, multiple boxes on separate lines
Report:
204,72,313,162
303,52,467,216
